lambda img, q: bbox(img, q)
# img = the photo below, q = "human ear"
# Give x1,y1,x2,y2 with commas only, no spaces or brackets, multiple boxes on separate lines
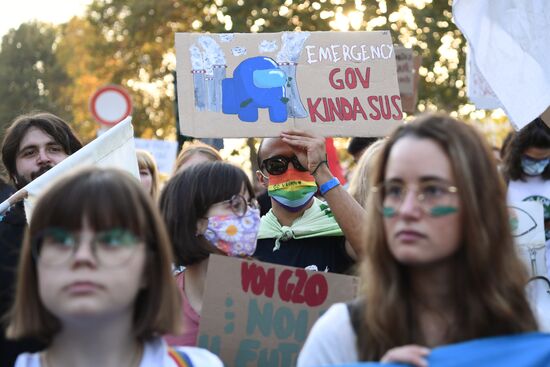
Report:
256,170,268,188
196,217,208,235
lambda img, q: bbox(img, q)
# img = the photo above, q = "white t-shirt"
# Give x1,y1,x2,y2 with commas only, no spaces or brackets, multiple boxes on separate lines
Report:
507,176,550,277
14,337,223,367
297,303,358,367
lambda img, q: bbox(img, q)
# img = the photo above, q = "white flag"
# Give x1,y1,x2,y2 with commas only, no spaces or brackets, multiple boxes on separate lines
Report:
0,117,139,220
453,0,550,130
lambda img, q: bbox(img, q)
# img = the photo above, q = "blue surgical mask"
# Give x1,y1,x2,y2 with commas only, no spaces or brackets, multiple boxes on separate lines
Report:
521,156,549,176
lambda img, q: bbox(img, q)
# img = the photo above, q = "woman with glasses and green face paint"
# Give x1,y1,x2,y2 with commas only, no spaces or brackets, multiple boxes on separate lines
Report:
159,161,260,347
5,167,223,367
298,114,539,367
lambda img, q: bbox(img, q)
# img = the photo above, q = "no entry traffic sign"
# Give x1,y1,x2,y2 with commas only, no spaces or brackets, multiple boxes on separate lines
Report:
90,85,132,126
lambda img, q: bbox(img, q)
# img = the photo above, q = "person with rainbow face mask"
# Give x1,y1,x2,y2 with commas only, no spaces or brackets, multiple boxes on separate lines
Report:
254,130,366,274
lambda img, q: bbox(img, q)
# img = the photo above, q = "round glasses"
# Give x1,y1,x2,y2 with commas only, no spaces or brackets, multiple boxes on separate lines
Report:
212,194,260,217
32,228,143,267
371,180,459,217
261,155,308,175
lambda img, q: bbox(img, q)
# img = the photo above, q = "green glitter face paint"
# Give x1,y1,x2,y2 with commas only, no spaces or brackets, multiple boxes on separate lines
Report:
383,207,397,217
429,206,458,216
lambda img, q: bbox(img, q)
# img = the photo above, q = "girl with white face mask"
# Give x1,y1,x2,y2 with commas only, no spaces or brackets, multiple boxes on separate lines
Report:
6,167,223,367
159,161,260,347
503,118,550,276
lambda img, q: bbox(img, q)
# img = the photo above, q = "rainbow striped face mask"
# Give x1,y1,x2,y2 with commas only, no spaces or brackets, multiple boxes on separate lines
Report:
267,168,317,212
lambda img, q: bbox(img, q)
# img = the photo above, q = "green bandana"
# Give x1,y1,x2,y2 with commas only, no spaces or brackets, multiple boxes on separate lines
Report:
258,197,343,251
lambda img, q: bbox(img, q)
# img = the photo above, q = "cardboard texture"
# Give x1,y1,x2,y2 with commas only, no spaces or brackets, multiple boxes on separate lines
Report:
394,46,420,114
197,255,359,367
175,31,403,138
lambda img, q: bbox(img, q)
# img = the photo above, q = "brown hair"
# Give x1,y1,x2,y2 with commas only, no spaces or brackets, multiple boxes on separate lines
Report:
136,149,160,198
5,167,181,342
347,139,385,208
173,141,222,174
159,161,255,267
1,112,82,184
357,113,537,360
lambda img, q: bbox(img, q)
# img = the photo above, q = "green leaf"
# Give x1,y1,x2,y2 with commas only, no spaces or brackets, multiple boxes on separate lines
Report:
240,98,253,107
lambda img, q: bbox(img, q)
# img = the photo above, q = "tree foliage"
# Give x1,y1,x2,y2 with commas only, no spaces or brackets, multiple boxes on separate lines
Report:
0,0,505,149
0,22,71,134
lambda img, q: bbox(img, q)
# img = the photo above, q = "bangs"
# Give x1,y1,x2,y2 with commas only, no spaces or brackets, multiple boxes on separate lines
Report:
30,170,148,239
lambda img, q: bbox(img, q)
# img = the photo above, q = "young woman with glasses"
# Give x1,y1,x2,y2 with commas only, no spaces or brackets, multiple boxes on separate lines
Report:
5,167,222,367
159,161,260,347
297,114,539,366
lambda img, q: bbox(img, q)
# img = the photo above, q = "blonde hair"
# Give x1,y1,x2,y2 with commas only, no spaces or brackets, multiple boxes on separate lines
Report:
136,149,160,198
173,141,222,174
347,139,385,208
5,167,182,342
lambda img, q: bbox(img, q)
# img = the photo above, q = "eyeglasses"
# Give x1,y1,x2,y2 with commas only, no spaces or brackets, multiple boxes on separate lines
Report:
261,155,308,175
32,228,143,267
212,194,260,217
371,180,459,217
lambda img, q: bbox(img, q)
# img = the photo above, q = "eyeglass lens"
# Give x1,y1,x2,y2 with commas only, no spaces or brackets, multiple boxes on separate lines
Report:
378,181,458,217
34,228,141,267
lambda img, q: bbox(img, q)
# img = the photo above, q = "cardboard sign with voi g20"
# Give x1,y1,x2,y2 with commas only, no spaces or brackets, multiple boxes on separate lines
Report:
197,255,359,367
175,31,402,137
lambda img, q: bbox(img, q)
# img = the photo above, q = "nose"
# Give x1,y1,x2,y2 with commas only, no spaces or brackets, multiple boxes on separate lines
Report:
36,148,52,165
397,189,422,218
71,237,98,267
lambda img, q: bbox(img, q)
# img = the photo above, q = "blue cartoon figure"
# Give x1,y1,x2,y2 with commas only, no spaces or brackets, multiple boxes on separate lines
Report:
222,56,288,123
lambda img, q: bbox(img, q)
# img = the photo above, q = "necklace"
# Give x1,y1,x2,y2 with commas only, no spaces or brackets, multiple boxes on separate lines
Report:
42,343,143,367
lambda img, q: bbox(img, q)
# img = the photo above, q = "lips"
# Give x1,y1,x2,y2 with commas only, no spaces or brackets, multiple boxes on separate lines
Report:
395,229,426,243
64,281,103,294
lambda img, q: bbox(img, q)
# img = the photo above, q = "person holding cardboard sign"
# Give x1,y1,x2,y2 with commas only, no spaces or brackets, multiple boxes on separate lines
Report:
297,114,539,366
254,130,366,273
159,161,261,347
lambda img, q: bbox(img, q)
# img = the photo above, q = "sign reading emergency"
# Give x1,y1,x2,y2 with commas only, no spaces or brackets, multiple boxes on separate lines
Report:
175,31,403,137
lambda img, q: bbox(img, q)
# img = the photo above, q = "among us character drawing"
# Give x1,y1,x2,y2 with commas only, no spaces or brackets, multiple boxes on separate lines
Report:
222,56,289,123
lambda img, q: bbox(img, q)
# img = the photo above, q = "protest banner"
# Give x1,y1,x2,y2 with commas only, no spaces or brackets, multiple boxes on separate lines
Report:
394,46,420,114
453,0,550,130
0,117,139,219
175,31,403,138
465,48,501,110
134,138,178,175
197,255,359,367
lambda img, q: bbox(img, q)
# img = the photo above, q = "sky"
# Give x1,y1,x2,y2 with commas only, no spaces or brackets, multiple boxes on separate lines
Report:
0,0,92,39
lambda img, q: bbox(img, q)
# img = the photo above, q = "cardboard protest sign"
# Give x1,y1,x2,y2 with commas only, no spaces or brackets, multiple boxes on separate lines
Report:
509,201,547,277
197,255,359,367
175,31,403,138
394,46,420,114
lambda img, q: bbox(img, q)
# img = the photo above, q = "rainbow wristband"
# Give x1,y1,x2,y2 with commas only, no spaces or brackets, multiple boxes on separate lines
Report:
319,177,340,195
